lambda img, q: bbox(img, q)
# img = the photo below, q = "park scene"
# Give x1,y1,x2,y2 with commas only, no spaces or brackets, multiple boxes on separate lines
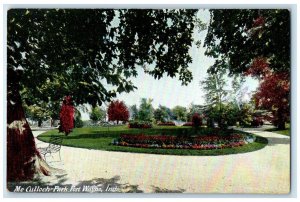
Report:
7,9,290,194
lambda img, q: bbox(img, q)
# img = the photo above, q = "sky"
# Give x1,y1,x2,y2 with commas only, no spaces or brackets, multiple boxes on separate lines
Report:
81,10,259,120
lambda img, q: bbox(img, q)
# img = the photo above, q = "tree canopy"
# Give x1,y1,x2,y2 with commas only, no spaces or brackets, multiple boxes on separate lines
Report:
138,98,155,122
172,106,187,121
90,106,106,123
107,100,129,124
154,105,171,123
204,9,290,74
8,9,198,106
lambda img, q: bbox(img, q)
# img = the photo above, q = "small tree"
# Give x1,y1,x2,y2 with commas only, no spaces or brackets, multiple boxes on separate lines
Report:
24,104,49,127
74,109,84,128
154,105,170,123
90,106,106,124
172,106,187,121
107,100,129,124
138,98,154,122
254,72,290,129
59,96,75,135
244,58,290,130
129,105,139,121
192,113,202,128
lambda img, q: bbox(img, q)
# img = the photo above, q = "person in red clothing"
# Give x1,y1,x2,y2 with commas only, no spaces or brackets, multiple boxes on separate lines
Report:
59,95,74,135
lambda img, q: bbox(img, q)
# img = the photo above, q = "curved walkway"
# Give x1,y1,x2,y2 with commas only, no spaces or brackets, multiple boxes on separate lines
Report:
33,127,290,194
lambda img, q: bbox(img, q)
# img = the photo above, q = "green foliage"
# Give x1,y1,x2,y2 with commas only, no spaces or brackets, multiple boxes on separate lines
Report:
75,110,84,128
172,106,187,121
89,106,106,123
129,105,139,121
205,102,255,128
8,9,198,107
22,86,61,121
204,9,290,74
238,103,255,127
138,98,154,122
221,103,236,126
201,69,228,105
266,123,290,136
154,105,170,123
186,104,206,121
201,70,229,128
24,104,49,126
128,121,153,129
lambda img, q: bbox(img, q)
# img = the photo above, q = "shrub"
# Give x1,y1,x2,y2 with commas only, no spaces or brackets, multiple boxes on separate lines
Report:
251,117,264,127
75,117,84,128
90,106,106,123
128,121,153,128
192,113,202,128
157,121,176,126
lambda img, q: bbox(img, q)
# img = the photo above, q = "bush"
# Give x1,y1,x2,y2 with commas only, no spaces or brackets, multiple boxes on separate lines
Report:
192,113,202,128
75,111,84,128
251,117,264,127
90,106,105,123
75,118,84,128
157,121,176,126
128,121,153,128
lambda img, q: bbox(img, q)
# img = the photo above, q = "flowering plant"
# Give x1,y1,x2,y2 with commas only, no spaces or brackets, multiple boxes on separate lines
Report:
113,133,255,150
128,121,153,129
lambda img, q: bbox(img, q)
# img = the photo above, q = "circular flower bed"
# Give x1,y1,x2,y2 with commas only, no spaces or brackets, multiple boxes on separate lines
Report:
112,133,255,150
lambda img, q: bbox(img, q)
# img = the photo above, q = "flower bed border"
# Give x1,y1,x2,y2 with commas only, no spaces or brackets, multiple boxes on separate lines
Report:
128,121,153,129
113,133,255,150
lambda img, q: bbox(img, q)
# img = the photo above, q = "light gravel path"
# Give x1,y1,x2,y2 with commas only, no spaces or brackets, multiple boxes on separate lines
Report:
33,127,290,194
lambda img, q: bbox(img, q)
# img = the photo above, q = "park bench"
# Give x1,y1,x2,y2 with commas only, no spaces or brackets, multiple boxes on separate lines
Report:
38,136,63,161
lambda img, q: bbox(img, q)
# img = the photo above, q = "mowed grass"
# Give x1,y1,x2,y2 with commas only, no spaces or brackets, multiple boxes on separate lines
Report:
37,125,268,156
265,123,290,136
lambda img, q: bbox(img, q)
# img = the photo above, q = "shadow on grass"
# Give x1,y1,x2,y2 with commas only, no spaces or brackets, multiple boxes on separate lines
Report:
265,128,290,136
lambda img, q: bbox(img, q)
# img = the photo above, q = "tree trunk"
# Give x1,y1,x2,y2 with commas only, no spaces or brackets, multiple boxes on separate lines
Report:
277,108,286,130
50,118,54,127
38,120,42,127
7,70,53,182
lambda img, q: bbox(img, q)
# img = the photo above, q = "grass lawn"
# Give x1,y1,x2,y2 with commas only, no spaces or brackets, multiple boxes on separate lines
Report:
37,125,268,156
265,123,290,136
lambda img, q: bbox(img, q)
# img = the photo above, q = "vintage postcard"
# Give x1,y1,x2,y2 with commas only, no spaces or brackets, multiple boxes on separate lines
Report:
5,7,291,194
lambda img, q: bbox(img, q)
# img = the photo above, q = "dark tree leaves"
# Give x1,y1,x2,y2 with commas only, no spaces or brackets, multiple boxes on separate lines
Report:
204,9,290,74
7,9,198,106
